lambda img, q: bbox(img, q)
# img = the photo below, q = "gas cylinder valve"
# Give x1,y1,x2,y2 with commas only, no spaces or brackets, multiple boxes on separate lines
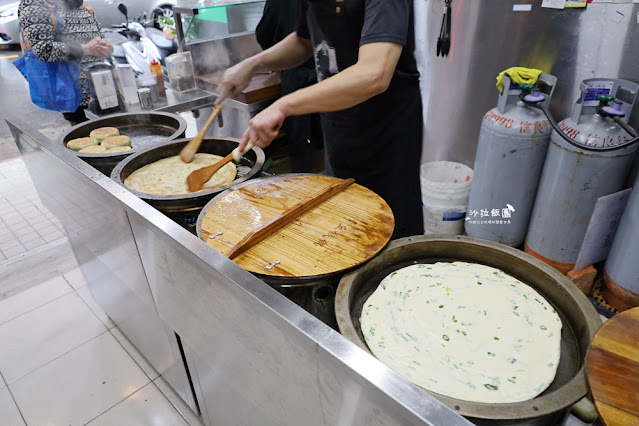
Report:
596,94,626,118
519,83,546,104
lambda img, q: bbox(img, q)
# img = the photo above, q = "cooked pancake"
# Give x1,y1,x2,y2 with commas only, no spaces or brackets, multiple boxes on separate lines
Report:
361,262,561,404
67,137,98,151
78,145,107,154
89,127,119,142
102,135,131,149
107,146,133,153
124,153,237,195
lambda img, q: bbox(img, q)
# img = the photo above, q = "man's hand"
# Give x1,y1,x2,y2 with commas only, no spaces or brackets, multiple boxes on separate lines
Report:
238,101,286,150
215,59,256,105
82,37,112,58
214,32,312,105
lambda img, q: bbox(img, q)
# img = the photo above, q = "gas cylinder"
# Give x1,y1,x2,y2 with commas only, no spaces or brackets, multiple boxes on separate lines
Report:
525,78,639,274
603,172,639,311
465,73,556,247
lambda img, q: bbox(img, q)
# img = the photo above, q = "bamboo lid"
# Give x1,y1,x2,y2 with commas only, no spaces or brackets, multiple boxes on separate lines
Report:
198,174,394,278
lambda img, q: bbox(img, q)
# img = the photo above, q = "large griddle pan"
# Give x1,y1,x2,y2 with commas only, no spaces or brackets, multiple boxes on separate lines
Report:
60,112,187,175
335,235,601,425
111,137,265,215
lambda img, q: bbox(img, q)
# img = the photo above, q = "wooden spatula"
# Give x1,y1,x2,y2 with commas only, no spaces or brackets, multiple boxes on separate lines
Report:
180,100,226,163
186,142,254,192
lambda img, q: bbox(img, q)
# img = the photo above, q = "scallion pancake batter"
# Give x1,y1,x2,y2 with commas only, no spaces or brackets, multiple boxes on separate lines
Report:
124,154,236,195
361,262,561,403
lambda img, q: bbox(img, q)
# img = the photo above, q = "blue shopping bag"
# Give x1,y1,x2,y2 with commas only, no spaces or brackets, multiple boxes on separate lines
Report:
13,1,83,113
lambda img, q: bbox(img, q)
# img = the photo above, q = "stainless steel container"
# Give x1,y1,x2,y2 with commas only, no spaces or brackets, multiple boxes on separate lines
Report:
603,173,639,311
335,235,601,425
465,74,556,247
525,79,638,274
137,88,153,110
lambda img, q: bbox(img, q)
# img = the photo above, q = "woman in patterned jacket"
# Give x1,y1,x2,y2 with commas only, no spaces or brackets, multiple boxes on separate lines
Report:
18,0,112,124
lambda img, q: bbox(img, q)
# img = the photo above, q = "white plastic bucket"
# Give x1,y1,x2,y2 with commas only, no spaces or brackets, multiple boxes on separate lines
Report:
420,161,473,235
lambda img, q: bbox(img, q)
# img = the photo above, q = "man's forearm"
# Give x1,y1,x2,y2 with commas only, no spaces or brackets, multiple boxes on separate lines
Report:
247,32,313,73
276,43,402,117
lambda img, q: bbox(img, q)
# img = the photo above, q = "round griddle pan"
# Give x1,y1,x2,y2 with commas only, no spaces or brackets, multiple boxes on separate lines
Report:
61,112,187,175
335,235,602,425
111,137,265,214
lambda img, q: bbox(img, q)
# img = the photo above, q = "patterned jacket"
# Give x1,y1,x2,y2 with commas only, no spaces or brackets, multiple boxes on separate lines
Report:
18,0,104,106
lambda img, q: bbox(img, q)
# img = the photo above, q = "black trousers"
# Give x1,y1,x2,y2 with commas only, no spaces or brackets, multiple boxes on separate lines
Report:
62,105,89,126
321,83,424,239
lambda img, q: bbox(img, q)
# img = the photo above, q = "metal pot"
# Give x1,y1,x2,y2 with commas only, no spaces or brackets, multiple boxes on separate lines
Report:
335,235,601,425
195,178,342,329
111,137,264,232
194,173,396,330
61,112,188,176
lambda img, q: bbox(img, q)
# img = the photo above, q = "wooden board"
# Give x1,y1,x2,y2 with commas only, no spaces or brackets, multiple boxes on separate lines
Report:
196,72,281,103
585,307,639,426
200,175,394,278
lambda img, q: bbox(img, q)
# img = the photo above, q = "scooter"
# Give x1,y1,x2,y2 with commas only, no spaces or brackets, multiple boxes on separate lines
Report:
102,4,177,75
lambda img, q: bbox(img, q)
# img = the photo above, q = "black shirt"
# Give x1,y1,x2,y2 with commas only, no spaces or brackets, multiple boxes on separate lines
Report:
295,0,423,239
255,0,316,93
296,0,418,83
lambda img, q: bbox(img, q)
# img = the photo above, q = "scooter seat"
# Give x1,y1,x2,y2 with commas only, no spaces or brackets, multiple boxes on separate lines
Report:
146,27,175,50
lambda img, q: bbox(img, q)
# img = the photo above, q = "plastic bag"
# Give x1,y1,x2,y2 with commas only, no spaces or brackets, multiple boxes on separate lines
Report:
14,52,83,113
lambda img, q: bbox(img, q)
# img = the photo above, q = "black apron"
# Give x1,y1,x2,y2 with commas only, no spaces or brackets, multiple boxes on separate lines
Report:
302,0,424,238
321,79,424,239
255,0,323,172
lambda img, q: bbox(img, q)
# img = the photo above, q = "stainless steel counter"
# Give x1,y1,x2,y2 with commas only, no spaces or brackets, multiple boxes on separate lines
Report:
84,87,216,120
7,116,470,426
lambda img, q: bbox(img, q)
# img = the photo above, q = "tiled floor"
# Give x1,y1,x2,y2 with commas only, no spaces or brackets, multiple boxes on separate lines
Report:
0,270,196,426
0,157,66,262
0,49,200,425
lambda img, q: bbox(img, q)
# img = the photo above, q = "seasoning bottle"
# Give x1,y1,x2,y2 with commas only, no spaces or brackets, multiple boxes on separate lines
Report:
150,59,166,98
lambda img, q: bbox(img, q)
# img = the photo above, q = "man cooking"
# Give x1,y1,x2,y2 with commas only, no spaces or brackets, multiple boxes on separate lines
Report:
217,0,423,239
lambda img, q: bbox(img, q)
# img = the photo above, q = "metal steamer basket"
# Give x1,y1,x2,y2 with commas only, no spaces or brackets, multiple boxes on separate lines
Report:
61,112,188,175
335,235,601,425
111,138,265,232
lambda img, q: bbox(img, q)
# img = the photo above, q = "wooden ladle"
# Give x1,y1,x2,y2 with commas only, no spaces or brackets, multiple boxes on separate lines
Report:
186,142,254,192
180,100,226,163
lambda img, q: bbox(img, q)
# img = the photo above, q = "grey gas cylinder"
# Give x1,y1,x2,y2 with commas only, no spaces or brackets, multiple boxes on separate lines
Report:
466,73,556,247
526,78,638,274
